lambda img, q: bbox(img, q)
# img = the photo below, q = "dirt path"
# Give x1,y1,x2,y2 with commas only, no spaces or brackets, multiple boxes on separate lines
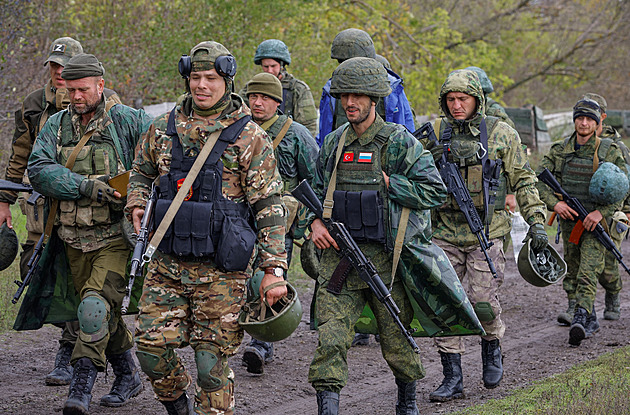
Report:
1,240,629,415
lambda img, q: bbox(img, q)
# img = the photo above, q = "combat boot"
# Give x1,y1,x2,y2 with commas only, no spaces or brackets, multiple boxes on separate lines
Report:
46,343,74,385
160,392,194,415
569,306,588,346
557,298,576,326
584,305,600,339
429,352,464,402
481,339,503,389
242,338,274,375
604,292,621,320
395,378,419,415
63,357,98,415
100,350,143,407
316,390,339,415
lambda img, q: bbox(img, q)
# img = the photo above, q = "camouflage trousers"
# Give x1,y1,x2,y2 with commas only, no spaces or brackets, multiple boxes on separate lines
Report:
65,238,134,370
433,238,506,354
135,253,247,415
308,278,425,393
560,221,608,312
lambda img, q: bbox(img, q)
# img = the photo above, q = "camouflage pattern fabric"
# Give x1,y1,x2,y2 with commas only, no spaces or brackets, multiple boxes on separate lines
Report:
486,98,516,129
135,251,246,413
279,70,318,136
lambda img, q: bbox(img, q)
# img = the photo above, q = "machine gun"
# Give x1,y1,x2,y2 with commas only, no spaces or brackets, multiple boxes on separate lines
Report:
292,179,420,354
414,122,498,278
538,168,630,276
121,184,156,314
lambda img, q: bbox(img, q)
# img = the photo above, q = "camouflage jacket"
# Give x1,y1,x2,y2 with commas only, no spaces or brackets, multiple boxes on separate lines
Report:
0,81,120,203
279,70,318,137
126,94,287,274
536,131,627,219
486,98,516,129
28,95,151,251
421,69,546,246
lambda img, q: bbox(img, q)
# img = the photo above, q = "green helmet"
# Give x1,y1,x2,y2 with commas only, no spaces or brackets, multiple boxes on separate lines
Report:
465,66,494,95
517,239,567,287
254,39,291,66
375,54,391,70
44,37,83,67
330,57,391,99
331,28,376,61
239,272,303,342
300,237,321,280
0,223,19,271
589,162,629,205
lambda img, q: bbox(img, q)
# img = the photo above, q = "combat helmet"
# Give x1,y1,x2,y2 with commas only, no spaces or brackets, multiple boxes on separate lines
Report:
589,162,629,205
331,29,376,62
0,223,19,271
330,57,391,99
517,239,567,287
466,66,494,95
254,39,291,66
238,271,303,342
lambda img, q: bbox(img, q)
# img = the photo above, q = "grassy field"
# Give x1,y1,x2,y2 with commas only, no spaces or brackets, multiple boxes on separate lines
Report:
0,204,26,330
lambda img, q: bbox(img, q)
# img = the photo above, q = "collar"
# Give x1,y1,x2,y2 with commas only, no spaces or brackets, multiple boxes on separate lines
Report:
260,114,280,131
344,114,386,147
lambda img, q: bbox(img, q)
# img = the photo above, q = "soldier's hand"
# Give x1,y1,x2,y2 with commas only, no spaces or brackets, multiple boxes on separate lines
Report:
553,201,578,221
382,171,390,189
505,194,516,213
79,178,121,204
524,223,548,252
0,202,13,228
132,208,144,234
583,210,603,232
260,271,288,306
311,219,338,250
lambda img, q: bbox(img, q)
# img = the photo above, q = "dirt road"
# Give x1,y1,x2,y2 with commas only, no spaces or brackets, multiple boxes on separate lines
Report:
1,240,629,415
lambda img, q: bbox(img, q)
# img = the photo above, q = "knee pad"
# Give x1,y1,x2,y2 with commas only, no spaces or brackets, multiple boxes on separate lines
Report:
474,302,496,322
136,346,178,380
77,292,110,342
195,348,224,392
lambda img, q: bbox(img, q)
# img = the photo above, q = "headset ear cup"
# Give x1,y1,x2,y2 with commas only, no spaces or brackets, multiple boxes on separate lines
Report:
178,55,192,79
215,55,237,79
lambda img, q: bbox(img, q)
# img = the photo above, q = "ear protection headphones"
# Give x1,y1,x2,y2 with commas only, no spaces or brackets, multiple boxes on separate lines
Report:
178,54,237,80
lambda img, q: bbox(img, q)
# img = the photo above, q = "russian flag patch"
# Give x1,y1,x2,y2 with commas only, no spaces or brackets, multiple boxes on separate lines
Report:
343,151,354,162
357,152,373,163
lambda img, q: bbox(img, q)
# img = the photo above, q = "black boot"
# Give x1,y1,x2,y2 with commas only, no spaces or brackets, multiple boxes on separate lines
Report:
569,306,588,346
585,305,600,339
100,350,143,407
429,352,464,402
481,339,503,389
242,338,274,375
46,343,74,386
160,392,194,415
395,378,419,415
316,390,339,415
63,358,98,415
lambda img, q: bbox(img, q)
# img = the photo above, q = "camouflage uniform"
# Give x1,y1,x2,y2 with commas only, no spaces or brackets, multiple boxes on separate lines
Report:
486,98,516,130
278,69,318,137
127,93,287,414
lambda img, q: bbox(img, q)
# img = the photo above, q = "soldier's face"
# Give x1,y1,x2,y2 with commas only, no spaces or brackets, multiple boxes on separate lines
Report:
446,91,476,120
49,62,65,89
189,69,226,110
575,116,598,139
249,93,280,123
341,93,374,125
66,76,104,115
261,59,282,79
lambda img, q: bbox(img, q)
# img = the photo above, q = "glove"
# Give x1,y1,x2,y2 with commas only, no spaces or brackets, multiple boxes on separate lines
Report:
524,223,548,252
79,178,120,204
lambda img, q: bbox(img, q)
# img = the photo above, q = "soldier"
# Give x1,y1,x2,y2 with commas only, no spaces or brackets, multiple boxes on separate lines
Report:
240,72,318,374
419,69,548,401
252,39,318,136
0,37,121,387
537,98,627,347
27,53,151,414
316,28,416,147
126,41,288,415
307,57,447,415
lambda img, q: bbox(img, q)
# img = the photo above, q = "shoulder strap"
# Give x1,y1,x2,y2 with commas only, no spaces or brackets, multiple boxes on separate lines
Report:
322,128,349,219
272,117,293,149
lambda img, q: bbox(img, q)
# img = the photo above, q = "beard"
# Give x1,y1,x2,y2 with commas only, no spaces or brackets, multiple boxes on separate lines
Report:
72,98,100,115
346,105,371,125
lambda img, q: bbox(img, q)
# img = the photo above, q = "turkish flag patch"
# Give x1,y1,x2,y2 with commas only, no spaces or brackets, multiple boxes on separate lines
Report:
343,151,354,162
357,152,373,163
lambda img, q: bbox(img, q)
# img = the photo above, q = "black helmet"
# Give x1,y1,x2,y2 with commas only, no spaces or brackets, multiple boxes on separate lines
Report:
0,223,19,271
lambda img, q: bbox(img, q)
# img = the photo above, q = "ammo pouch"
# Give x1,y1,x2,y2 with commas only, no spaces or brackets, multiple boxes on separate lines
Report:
331,190,386,244
609,211,629,245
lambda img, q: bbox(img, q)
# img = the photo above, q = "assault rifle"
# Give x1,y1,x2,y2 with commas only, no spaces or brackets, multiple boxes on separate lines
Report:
292,179,420,354
121,184,156,314
414,122,498,278
538,168,630,276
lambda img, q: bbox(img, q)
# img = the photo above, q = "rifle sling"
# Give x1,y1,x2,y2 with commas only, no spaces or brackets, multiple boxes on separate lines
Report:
327,256,352,295
272,117,293,149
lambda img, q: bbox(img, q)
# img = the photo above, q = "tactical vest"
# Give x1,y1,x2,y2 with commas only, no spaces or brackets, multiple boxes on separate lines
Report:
153,110,253,261
437,117,507,224
329,125,394,247
280,83,294,118
56,104,124,228
560,136,613,213
268,115,299,193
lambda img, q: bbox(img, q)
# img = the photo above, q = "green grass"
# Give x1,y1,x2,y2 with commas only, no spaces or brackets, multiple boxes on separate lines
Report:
453,346,630,415
0,204,27,331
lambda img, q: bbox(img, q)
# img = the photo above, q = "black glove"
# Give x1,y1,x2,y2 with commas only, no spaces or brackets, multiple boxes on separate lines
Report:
79,178,119,204
524,223,548,252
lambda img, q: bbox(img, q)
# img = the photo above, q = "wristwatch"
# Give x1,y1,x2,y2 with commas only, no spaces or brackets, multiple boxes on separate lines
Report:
266,267,284,278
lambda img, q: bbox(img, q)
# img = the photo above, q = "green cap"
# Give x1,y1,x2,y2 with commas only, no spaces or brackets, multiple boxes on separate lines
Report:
44,37,83,67
61,53,105,80
246,72,283,103
583,93,607,113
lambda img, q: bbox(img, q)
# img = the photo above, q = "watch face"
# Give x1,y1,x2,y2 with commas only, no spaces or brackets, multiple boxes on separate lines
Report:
274,268,284,278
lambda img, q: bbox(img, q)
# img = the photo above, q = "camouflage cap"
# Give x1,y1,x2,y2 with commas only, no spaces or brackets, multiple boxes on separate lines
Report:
331,28,376,61
330,57,391,98
44,37,83,67
583,92,607,113
246,72,283,103
61,53,105,80
190,41,232,72
375,54,391,70
466,66,494,95
573,98,601,124
254,39,291,66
